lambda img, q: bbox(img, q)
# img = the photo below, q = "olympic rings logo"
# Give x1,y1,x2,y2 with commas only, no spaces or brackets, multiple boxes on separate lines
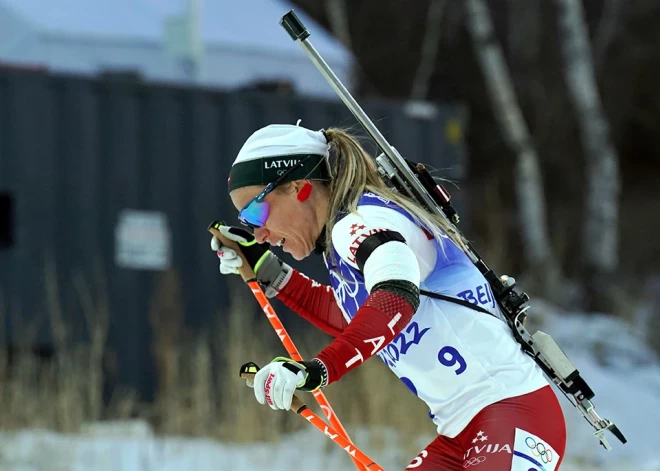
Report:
525,437,553,463
463,456,486,468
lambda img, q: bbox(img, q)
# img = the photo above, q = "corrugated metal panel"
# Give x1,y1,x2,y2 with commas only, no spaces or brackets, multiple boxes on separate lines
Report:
0,68,467,401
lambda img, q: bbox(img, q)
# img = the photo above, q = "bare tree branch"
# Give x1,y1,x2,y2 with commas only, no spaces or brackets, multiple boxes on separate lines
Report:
507,0,541,66
325,0,352,50
594,0,624,73
410,0,447,100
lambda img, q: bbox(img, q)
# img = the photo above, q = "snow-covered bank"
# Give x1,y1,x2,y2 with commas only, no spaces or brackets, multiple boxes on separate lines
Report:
539,302,660,471
0,305,657,470
0,426,424,471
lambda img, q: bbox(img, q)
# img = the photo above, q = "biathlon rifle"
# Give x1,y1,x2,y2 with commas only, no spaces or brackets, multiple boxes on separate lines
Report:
279,9,626,450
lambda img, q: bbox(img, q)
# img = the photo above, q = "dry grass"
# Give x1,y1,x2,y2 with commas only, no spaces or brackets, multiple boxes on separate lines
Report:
0,259,433,459
0,256,119,432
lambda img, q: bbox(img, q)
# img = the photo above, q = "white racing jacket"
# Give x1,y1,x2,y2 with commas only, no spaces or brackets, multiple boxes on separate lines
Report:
324,192,549,438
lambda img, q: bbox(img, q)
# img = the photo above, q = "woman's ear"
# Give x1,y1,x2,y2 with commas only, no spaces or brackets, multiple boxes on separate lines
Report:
297,180,313,202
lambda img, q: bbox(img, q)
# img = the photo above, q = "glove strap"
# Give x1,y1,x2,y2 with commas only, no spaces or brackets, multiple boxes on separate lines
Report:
254,253,292,298
309,358,328,389
276,357,327,391
264,263,292,298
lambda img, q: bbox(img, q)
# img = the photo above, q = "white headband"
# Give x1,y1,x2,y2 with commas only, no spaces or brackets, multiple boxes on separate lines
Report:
228,124,331,192
233,124,330,165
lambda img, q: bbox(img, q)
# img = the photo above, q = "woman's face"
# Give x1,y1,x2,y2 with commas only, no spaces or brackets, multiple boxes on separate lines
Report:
230,182,326,261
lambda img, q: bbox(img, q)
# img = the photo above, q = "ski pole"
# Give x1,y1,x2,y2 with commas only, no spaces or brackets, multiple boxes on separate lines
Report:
208,222,368,471
239,363,386,471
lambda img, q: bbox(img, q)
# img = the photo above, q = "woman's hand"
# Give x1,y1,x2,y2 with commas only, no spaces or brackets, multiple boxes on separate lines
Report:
210,225,267,274
253,357,327,410
210,223,291,297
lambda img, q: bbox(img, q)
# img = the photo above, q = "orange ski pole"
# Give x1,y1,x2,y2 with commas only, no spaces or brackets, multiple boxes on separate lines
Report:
240,363,385,471
209,222,368,471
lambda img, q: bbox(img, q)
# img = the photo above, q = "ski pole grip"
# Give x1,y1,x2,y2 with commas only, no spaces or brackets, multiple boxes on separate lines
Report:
207,223,256,283
239,363,306,413
280,10,310,41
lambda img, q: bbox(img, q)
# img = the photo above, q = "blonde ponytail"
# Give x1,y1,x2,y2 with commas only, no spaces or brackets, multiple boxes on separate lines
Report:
324,128,468,262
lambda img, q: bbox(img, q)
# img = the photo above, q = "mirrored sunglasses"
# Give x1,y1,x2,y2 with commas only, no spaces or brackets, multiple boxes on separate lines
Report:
237,155,313,228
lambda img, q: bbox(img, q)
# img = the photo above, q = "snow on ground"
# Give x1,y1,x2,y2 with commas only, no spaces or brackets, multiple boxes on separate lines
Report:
536,301,660,471
0,303,658,470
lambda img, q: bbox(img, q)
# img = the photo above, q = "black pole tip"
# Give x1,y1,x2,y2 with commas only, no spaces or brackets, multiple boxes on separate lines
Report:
280,10,310,41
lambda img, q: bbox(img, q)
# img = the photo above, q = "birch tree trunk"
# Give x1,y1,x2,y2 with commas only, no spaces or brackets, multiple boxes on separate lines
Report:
465,0,560,295
556,0,621,312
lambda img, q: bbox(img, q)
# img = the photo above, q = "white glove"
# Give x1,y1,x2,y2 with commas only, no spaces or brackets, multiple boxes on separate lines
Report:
210,224,292,298
210,226,247,275
253,360,306,411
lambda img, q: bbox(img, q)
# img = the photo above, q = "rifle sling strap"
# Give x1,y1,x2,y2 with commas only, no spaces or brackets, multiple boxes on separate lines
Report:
419,289,496,318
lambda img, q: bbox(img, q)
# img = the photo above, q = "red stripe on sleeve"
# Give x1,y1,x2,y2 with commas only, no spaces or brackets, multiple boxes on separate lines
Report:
275,269,348,337
315,289,415,385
